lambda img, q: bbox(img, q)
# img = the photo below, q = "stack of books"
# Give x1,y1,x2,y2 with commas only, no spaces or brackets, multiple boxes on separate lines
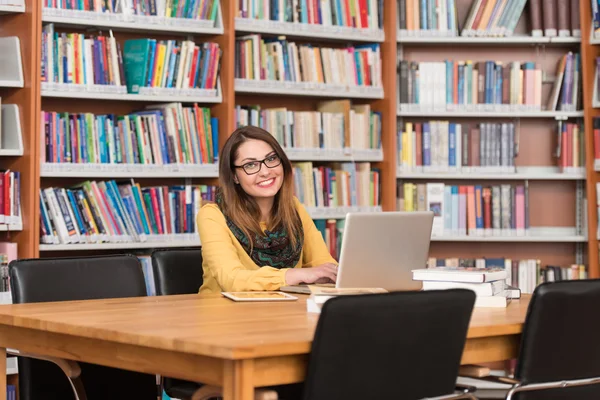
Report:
411,267,520,308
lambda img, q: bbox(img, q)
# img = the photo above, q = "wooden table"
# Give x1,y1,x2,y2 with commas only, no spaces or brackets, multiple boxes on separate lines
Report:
0,293,530,400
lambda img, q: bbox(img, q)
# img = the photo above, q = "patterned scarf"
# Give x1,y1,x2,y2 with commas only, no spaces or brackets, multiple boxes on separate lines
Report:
216,192,304,269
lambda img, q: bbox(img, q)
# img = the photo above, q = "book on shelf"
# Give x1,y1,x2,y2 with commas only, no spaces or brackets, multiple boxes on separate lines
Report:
236,100,381,154
398,53,580,112
555,120,584,172
293,161,380,209
39,181,216,245
41,103,219,166
546,52,580,112
123,39,221,94
398,0,459,36
138,255,156,296
397,121,516,173
41,24,222,95
314,219,345,260
41,25,125,89
593,117,600,163
43,0,220,21
235,34,382,89
237,0,383,30
5,385,15,400
529,0,580,38
397,181,528,237
0,170,21,226
461,0,528,38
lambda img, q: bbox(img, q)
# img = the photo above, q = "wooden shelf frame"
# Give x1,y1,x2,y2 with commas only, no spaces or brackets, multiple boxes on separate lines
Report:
581,0,600,277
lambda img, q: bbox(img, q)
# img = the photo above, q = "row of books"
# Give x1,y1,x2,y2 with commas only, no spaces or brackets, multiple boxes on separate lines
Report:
0,243,16,296
398,55,580,112
123,39,222,93
235,101,381,151
529,0,580,38
43,0,220,20
0,171,21,226
314,219,345,261
426,258,587,288
557,120,585,169
238,0,383,30
41,25,124,87
461,0,528,37
398,0,459,36
398,182,528,237
41,103,219,166
41,25,222,92
415,259,586,308
426,258,588,293
398,0,580,38
292,162,380,209
235,35,381,88
40,182,217,245
397,121,516,171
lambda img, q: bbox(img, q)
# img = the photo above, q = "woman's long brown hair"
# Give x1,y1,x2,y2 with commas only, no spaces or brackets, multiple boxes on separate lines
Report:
218,126,302,250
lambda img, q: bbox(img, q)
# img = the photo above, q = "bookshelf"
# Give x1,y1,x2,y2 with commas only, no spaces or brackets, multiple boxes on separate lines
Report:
581,0,600,277
0,0,592,281
396,0,593,276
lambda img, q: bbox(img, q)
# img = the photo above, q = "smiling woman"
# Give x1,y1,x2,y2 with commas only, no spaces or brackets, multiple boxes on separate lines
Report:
196,126,339,293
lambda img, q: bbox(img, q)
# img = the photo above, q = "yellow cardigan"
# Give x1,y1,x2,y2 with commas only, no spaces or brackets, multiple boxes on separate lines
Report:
197,198,338,293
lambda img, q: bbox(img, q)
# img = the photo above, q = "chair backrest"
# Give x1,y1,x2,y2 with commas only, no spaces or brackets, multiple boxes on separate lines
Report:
151,248,203,295
302,289,476,400
150,248,203,398
514,279,600,400
10,255,157,400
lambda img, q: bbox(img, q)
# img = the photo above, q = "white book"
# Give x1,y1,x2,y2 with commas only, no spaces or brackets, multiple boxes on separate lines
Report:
426,183,445,236
421,279,505,296
475,291,510,308
412,267,508,283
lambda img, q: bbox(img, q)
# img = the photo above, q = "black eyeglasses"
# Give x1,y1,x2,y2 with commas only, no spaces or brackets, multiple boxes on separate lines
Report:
234,154,282,175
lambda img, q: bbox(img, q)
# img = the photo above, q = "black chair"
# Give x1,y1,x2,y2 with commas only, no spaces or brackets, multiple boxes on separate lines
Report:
9,254,158,400
471,279,600,400
151,248,204,400
301,289,478,400
151,248,203,297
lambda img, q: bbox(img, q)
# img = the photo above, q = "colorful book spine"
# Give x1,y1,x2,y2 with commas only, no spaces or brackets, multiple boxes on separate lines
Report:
40,181,217,245
237,0,382,30
398,0,458,36
397,58,579,111
43,0,219,20
292,162,380,208
41,24,124,86
397,181,528,237
235,102,381,151
397,121,517,171
123,39,222,93
41,104,219,165
235,34,382,88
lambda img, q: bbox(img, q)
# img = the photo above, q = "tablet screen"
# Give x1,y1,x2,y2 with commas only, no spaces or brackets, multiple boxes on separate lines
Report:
222,291,298,301
232,292,290,299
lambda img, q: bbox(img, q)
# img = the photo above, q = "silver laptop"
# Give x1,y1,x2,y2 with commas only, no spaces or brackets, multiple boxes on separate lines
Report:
281,211,433,293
